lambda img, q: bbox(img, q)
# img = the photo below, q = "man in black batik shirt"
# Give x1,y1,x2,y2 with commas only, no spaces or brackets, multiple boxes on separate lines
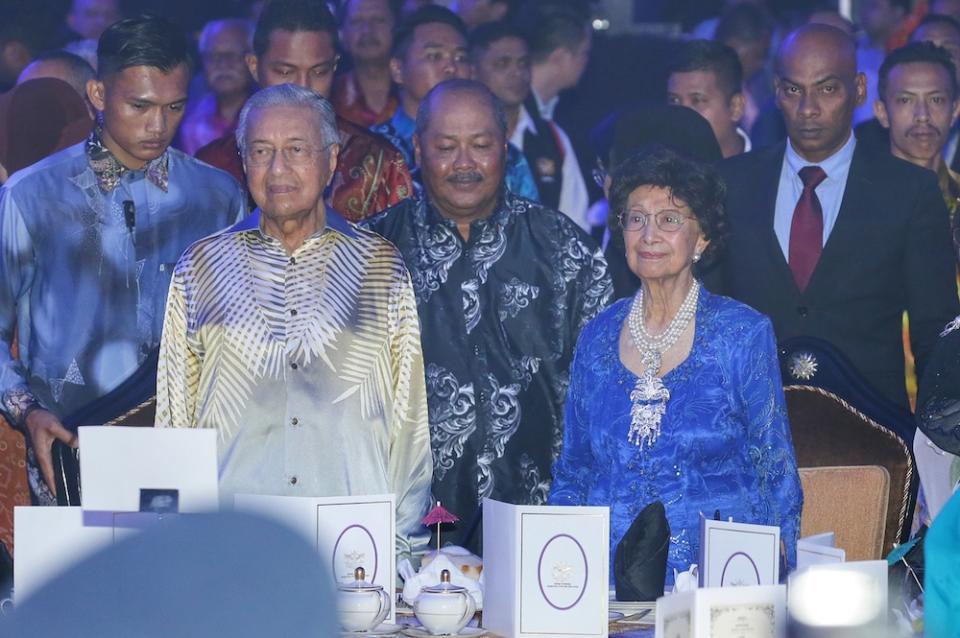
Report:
366,79,611,552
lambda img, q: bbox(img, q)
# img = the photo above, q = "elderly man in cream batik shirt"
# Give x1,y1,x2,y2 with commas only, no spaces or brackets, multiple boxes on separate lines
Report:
156,83,433,560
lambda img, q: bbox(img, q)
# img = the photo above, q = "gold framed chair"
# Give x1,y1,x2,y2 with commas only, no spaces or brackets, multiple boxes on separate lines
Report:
785,386,914,557
798,465,890,561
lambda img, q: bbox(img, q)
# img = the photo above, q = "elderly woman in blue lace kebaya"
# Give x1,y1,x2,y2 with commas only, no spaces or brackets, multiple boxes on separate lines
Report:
548,147,803,587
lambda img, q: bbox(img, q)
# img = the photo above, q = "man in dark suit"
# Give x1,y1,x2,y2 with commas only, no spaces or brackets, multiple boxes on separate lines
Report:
710,24,959,408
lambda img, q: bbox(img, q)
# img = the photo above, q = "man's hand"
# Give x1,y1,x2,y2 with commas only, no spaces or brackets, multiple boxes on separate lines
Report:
24,408,77,497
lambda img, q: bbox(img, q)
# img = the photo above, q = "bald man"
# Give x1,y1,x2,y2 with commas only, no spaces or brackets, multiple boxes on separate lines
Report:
365,79,610,552
708,24,959,408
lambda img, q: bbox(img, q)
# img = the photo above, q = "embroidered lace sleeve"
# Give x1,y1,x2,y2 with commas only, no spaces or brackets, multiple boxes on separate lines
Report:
734,316,803,570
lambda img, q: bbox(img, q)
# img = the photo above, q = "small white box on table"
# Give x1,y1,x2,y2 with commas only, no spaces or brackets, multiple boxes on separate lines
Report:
78,425,219,513
482,498,609,638
234,492,396,623
15,427,219,604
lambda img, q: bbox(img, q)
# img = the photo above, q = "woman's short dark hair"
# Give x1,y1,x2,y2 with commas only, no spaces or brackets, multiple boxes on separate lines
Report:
609,145,727,263
97,15,193,79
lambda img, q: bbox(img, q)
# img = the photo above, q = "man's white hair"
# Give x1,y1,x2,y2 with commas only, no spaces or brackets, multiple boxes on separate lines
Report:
198,18,253,54
235,83,341,156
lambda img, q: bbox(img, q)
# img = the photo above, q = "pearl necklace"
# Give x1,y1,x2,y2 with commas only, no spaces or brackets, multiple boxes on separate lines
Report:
625,280,700,447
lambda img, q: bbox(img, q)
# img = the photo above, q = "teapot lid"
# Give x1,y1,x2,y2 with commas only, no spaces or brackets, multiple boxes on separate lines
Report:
338,566,384,592
421,569,469,594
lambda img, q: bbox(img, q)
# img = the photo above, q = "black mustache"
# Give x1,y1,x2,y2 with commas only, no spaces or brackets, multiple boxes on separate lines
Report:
447,172,482,183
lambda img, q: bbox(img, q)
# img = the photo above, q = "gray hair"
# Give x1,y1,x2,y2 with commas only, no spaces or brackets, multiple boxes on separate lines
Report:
415,79,508,139
236,84,341,156
198,18,253,54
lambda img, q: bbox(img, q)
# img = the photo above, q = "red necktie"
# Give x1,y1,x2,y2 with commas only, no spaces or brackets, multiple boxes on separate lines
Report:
788,165,827,292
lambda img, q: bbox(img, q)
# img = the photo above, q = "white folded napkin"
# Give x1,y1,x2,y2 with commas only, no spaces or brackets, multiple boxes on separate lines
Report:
400,552,484,609
672,564,699,594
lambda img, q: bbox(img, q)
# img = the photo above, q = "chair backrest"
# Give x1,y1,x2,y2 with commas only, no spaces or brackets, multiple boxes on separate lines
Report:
779,336,916,443
798,465,890,561
785,386,915,557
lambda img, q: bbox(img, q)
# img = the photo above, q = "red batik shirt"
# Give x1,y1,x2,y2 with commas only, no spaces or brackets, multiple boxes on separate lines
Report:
195,115,413,221
331,72,399,128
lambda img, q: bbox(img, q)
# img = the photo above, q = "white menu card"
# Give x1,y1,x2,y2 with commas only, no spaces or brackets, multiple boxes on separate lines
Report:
234,492,396,623
656,584,786,638
483,498,609,638
699,516,780,587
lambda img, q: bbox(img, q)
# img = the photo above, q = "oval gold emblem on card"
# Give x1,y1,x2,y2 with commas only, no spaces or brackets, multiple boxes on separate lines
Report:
333,524,379,583
537,533,588,610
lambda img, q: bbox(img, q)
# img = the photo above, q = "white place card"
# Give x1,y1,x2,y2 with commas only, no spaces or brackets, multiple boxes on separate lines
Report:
78,426,219,513
656,584,786,638
483,498,609,638
699,516,780,587
234,492,396,623
797,532,845,571
14,507,111,603
789,559,887,628
13,507,171,604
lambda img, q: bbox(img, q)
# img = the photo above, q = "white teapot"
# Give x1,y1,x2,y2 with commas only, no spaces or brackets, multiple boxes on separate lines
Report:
336,566,391,632
413,569,477,635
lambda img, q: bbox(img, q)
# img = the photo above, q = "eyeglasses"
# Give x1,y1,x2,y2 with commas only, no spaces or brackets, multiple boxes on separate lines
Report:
619,209,695,232
244,143,333,167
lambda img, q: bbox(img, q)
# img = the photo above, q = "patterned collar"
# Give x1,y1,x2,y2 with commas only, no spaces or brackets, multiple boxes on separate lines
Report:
421,189,513,233
85,129,169,193
229,207,358,240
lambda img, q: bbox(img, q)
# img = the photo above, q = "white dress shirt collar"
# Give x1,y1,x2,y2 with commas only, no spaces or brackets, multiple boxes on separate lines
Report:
784,130,856,180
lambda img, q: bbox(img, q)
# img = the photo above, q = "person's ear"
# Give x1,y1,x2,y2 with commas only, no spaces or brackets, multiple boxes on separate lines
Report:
390,57,404,85
603,174,612,199
874,99,890,129
547,46,569,70
730,91,745,123
695,235,710,262
0,42,31,77
245,53,259,83
87,78,106,113
854,71,867,107
951,98,960,128
323,143,340,188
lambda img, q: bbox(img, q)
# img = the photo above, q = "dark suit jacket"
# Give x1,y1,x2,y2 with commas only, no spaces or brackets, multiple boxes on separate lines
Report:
708,141,960,407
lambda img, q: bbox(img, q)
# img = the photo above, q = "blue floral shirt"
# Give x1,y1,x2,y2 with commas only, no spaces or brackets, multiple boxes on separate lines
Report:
372,109,541,202
0,138,244,429
549,289,803,586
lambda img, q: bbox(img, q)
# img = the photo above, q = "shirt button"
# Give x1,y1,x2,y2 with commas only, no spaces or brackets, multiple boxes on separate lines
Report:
473,345,481,356
797,306,808,317
290,309,298,316
289,476,298,485
289,257,297,265
291,417,299,426
291,362,298,370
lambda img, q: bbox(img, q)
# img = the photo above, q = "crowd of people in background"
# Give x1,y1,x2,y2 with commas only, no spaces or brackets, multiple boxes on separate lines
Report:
1,0,960,626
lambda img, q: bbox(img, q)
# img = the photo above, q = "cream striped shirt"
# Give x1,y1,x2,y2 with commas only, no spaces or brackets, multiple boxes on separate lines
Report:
156,209,432,559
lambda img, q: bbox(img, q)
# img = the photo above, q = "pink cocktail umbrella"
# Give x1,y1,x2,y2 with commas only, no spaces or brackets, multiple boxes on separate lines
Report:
422,501,459,549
